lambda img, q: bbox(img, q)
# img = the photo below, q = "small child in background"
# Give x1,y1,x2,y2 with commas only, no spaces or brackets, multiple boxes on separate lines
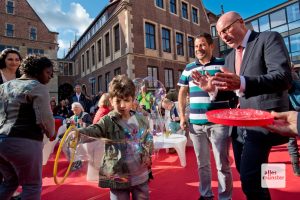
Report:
93,93,111,124
74,75,153,200
161,98,182,134
161,98,180,122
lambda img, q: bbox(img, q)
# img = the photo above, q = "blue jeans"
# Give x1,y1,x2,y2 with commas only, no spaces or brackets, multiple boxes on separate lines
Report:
189,124,232,200
0,137,43,200
110,181,149,200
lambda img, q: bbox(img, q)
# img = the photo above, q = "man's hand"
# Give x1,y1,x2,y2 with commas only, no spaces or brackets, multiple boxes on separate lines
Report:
212,67,241,91
180,117,187,130
191,70,216,92
265,111,298,137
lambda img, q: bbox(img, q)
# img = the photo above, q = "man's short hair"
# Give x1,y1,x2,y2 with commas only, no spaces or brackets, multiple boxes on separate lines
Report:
109,75,135,99
74,84,81,89
195,32,213,45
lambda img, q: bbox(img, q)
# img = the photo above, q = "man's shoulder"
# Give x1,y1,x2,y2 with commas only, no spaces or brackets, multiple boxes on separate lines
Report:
256,31,281,40
185,61,197,71
82,111,90,117
211,57,225,65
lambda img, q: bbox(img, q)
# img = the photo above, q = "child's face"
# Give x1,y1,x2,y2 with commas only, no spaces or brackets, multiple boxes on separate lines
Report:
162,102,172,110
110,96,134,118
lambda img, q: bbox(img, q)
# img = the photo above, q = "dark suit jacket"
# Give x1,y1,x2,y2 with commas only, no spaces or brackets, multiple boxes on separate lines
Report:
226,31,292,112
71,93,88,111
226,31,292,145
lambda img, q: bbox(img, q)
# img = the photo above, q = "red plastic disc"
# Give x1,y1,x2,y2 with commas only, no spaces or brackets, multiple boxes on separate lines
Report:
206,108,274,126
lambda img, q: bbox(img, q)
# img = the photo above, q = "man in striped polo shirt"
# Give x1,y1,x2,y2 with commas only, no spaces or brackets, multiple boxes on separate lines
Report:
178,33,233,200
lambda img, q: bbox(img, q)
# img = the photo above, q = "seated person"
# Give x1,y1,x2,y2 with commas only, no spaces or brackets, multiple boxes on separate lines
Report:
66,102,93,170
161,98,183,135
69,102,92,128
56,99,69,119
93,93,111,124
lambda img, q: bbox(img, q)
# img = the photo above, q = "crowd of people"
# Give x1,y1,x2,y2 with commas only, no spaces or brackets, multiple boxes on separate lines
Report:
0,10,300,200
50,85,104,121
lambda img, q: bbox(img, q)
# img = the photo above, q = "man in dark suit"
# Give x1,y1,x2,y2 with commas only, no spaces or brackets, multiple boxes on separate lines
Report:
212,11,292,199
71,84,88,112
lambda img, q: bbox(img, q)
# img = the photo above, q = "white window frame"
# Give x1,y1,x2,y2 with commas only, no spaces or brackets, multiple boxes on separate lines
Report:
6,0,14,14
175,30,185,57
113,23,121,53
97,38,102,64
164,68,174,88
154,0,166,11
169,0,179,16
191,5,199,25
144,19,159,57
91,44,95,67
81,53,85,74
181,1,190,21
6,23,14,37
29,27,37,40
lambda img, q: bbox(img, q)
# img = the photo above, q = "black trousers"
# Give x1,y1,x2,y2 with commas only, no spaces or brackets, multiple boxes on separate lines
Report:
231,127,289,200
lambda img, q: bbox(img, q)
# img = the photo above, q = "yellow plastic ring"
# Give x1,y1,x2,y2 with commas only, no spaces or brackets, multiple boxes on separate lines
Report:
53,125,79,185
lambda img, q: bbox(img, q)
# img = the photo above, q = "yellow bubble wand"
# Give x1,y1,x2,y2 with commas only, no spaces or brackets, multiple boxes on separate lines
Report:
53,125,79,185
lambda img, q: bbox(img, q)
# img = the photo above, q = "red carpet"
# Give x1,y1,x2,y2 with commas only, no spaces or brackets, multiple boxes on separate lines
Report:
41,142,300,200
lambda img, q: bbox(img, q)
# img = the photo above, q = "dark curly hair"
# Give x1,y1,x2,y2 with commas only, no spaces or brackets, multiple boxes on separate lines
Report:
109,75,135,99
0,48,22,77
20,55,53,77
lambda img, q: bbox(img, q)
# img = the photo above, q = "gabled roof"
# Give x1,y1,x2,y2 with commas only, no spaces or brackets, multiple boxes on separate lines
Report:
25,0,58,34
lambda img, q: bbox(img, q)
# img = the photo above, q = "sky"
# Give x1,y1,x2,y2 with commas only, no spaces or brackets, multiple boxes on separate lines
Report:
27,0,287,59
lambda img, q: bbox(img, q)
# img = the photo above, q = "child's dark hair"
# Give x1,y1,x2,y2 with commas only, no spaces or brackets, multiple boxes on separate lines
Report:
109,75,135,99
20,55,53,77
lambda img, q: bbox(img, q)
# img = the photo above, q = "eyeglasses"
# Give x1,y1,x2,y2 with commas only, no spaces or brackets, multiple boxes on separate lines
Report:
218,18,242,36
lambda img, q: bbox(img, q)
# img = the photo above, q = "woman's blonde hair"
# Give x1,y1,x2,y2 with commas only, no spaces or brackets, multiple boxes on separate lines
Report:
98,93,110,107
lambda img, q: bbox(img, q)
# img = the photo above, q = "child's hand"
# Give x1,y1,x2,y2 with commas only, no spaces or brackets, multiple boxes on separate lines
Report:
141,155,152,167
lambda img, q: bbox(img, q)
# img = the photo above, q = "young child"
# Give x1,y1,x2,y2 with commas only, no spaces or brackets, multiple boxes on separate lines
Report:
161,98,180,122
161,98,182,134
75,75,153,199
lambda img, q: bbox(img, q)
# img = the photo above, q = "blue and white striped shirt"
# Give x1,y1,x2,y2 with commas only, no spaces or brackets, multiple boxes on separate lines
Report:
178,57,230,125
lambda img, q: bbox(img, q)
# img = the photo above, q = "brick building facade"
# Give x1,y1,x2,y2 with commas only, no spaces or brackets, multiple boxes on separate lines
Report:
59,0,216,99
